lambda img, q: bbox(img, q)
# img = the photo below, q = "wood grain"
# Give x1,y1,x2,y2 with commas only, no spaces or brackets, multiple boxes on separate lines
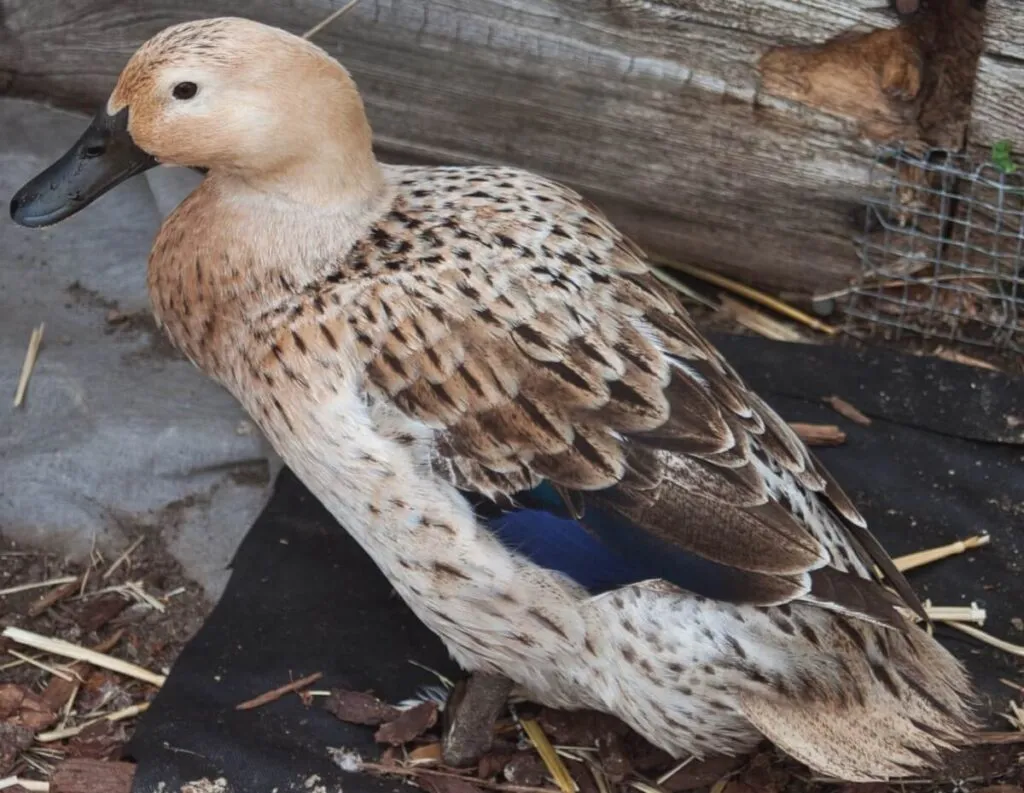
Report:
969,0,1024,147
50,760,136,793
0,0,918,291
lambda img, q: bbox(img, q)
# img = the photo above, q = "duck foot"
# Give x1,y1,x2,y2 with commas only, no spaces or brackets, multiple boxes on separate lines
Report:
442,672,513,767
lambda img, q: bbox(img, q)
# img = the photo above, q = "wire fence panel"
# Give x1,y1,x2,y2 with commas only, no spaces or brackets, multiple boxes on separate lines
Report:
840,146,1023,353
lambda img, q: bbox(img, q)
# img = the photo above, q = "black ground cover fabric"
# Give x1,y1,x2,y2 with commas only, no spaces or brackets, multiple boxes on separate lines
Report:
127,336,1024,792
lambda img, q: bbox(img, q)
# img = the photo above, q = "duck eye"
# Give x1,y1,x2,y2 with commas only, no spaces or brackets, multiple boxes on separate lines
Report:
172,82,198,100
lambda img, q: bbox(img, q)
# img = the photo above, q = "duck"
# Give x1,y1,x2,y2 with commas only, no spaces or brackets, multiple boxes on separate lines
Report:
9,17,975,781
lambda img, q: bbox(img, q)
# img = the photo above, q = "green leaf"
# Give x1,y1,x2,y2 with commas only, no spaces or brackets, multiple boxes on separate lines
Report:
991,140,1018,174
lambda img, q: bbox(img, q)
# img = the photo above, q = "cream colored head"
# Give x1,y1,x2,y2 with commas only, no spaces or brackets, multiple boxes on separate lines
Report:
107,18,376,185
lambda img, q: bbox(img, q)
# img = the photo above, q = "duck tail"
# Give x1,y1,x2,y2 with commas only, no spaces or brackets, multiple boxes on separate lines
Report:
738,614,977,782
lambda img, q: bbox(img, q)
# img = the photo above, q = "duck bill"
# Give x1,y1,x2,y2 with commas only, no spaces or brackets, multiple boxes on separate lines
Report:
10,107,158,228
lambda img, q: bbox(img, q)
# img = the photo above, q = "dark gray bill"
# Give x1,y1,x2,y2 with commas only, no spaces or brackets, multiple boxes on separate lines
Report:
10,107,158,228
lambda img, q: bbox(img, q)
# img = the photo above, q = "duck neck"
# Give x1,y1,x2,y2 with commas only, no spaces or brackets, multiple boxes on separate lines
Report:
224,143,388,221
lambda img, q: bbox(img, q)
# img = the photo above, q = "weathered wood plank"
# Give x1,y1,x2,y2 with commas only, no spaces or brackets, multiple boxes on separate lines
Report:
969,0,1024,148
0,0,918,291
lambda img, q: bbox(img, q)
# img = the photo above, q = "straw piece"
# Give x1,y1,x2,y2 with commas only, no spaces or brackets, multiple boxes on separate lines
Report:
892,534,990,573
922,604,986,625
943,622,1024,658
0,576,78,598
6,650,76,682
36,703,150,743
2,627,166,687
102,536,145,580
520,718,577,793
656,755,696,786
653,257,838,335
13,323,45,408
717,295,807,342
0,778,49,792
302,0,361,40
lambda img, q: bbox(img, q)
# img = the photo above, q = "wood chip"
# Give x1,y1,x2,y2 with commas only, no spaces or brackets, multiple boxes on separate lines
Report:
49,759,135,793
0,685,58,732
789,422,846,446
323,689,401,725
824,395,872,426
40,678,78,713
235,671,323,711
374,702,438,746
74,594,128,634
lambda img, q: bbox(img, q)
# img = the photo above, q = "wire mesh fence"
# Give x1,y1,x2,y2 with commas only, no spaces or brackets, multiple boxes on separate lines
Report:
839,146,1023,354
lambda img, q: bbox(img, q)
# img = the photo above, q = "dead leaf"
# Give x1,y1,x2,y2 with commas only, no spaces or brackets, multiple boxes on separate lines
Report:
374,701,438,746
323,690,400,726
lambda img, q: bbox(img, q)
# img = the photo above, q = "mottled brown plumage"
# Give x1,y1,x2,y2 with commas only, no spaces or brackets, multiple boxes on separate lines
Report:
13,18,976,782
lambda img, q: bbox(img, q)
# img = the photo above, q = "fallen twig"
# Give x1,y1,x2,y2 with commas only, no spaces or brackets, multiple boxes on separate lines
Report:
13,323,45,408
236,671,324,711
2,626,166,687
789,422,846,446
0,576,78,598
28,578,82,618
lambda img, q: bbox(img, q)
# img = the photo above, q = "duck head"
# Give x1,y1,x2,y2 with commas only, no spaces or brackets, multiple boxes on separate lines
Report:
10,17,379,228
